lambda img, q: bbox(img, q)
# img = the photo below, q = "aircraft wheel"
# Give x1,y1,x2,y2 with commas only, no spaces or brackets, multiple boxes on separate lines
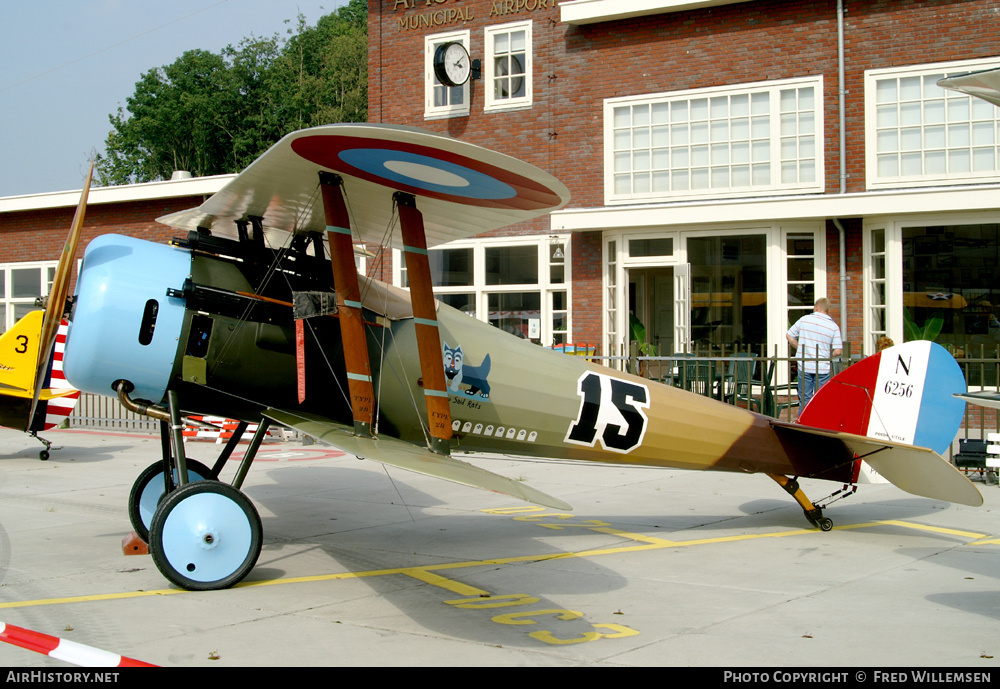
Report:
128,459,213,543
39,450,49,461
149,481,262,591
817,517,834,531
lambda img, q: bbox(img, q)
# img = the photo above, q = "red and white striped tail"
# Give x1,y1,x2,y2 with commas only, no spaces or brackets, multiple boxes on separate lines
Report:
40,320,80,432
0,621,156,667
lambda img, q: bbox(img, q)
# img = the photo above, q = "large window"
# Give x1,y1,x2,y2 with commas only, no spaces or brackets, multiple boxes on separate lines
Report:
397,236,570,346
484,21,531,112
866,59,1000,189
901,224,1000,355
425,31,470,119
0,262,56,333
605,77,824,204
687,235,767,349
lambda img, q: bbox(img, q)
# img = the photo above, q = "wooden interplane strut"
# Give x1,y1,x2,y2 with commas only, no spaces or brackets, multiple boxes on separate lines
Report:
319,172,375,436
396,192,452,455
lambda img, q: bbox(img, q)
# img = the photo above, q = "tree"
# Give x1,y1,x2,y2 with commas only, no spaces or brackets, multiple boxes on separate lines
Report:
96,1,367,186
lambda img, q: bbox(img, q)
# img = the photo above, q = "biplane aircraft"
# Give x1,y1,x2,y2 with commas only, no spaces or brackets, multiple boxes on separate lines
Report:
38,124,980,591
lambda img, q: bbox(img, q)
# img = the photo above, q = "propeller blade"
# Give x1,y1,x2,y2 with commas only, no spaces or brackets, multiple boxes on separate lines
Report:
29,162,93,423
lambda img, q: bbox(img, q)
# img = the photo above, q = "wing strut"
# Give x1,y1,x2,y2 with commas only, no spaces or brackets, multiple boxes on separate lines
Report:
395,192,452,455
320,172,375,437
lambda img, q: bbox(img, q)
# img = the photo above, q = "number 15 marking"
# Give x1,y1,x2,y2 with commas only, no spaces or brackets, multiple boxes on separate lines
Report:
565,372,649,454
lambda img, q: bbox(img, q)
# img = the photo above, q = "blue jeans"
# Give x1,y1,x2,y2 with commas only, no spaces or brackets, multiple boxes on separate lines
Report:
798,371,830,411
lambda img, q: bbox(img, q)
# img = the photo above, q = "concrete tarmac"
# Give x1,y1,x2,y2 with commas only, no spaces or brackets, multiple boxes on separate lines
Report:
0,426,998,668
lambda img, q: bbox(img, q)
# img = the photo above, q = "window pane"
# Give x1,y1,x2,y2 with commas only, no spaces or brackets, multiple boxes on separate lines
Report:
486,245,537,285
487,292,541,339
429,248,473,287
628,238,674,257
687,235,767,349
901,225,1000,355
12,268,40,298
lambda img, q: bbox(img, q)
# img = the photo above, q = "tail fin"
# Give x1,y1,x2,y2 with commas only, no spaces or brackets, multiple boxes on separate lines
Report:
798,340,965,455
794,341,979,506
0,311,79,431
0,311,46,398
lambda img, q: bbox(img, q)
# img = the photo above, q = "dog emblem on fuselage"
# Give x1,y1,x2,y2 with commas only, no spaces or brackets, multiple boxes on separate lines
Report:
443,343,491,399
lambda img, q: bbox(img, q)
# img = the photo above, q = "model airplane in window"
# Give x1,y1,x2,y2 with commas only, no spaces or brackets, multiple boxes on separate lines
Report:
33,125,979,591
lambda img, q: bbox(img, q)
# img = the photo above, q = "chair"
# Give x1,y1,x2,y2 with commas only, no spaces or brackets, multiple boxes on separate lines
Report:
721,353,758,409
681,357,713,396
760,359,799,419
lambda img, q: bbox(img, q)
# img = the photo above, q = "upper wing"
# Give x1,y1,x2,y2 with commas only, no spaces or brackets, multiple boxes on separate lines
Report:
157,124,570,250
772,420,983,507
263,408,572,511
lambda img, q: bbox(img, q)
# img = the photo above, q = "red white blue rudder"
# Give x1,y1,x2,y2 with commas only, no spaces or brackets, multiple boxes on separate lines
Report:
798,340,966,455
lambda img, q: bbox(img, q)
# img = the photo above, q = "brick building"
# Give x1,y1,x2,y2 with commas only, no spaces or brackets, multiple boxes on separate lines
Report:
369,0,1000,362
2,0,999,365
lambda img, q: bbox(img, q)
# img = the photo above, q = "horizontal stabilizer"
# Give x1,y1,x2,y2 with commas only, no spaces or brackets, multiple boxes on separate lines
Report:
263,409,572,511
954,391,1000,410
773,420,982,507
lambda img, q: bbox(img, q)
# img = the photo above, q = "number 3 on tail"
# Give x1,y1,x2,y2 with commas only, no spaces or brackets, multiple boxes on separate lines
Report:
565,372,649,453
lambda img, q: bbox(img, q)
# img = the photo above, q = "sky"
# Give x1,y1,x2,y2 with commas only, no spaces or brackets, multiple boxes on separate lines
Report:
1,0,345,198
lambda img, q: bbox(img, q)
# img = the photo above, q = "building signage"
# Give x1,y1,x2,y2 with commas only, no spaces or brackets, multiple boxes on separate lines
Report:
392,0,552,30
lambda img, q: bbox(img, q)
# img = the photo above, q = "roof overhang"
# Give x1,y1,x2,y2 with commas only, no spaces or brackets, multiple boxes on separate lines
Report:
0,175,234,214
560,0,754,25
551,185,1000,231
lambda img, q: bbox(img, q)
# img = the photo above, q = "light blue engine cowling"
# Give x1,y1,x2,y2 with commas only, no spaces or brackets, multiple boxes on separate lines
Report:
64,234,191,404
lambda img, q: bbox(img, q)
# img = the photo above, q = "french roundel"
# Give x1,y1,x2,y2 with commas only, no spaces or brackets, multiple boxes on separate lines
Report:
290,135,564,211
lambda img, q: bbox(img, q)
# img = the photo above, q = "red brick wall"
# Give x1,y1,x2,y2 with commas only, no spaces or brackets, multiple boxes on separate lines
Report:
0,198,203,289
370,0,1000,351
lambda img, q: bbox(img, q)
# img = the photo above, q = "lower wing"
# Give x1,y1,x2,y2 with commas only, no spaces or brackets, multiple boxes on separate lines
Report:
263,408,572,511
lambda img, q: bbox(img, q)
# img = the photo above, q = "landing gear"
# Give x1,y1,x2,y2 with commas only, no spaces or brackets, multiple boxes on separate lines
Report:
126,393,269,590
768,474,834,531
29,431,52,461
128,458,213,542
148,481,263,591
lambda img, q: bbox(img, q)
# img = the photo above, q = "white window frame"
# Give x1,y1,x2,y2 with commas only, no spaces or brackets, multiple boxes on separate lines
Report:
603,223,824,368
484,20,532,113
394,235,572,347
863,211,1000,357
425,30,471,120
865,57,1000,190
0,261,57,333
604,76,825,205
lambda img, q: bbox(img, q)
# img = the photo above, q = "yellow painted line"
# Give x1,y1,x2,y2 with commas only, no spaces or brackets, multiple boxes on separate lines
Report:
0,518,993,611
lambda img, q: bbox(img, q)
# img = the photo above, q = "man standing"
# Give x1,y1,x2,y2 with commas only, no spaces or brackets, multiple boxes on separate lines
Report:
786,298,843,410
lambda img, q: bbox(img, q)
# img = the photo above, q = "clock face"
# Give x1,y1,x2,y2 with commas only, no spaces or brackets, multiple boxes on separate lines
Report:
435,42,470,88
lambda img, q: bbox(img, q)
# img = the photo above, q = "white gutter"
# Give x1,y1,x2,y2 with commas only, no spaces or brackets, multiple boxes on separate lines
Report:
0,175,234,214
552,184,1000,231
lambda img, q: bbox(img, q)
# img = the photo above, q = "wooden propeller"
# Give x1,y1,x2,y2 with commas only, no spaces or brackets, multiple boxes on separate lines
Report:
29,162,93,424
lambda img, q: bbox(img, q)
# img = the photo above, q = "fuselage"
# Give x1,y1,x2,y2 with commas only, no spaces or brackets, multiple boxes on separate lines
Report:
63,233,853,485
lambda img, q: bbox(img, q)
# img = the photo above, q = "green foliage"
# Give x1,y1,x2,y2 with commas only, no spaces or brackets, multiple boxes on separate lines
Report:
95,0,367,186
629,313,658,356
904,308,944,342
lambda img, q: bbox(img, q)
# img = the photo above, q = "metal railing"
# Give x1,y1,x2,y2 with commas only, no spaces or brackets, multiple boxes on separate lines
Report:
583,341,1000,444
69,393,159,433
